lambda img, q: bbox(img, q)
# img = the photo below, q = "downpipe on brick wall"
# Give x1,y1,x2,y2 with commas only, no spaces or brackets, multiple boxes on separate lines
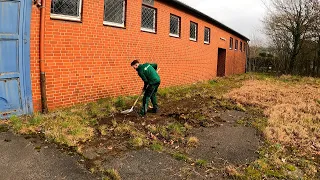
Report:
36,0,48,113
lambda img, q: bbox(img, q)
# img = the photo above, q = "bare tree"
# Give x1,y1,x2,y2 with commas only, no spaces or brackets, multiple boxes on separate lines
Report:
263,0,320,75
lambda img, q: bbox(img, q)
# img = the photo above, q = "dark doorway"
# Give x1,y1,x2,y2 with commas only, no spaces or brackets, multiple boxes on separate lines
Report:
217,48,226,77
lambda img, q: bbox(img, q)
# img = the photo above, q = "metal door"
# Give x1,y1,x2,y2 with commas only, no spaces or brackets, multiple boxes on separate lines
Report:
0,0,33,118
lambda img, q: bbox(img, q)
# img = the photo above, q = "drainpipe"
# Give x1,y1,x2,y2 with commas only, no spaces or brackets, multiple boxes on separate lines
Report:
39,0,48,113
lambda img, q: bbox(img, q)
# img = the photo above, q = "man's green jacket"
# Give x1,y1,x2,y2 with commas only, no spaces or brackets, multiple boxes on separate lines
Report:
136,63,160,88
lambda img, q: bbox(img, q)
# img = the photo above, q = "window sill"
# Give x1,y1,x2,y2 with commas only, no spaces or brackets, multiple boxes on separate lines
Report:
141,28,156,34
50,14,81,22
103,21,125,28
204,41,210,45
169,33,180,38
189,38,197,42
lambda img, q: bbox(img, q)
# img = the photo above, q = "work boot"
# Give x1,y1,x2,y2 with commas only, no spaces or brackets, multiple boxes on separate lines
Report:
139,110,146,117
152,107,158,113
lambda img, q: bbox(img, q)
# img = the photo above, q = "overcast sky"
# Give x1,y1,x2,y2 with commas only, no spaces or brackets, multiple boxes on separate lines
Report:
178,0,267,42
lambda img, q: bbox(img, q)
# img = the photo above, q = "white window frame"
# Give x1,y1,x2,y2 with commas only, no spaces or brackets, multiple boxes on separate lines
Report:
204,27,210,44
169,14,180,38
141,5,156,33
103,0,126,28
50,0,83,22
189,22,197,41
240,41,243,52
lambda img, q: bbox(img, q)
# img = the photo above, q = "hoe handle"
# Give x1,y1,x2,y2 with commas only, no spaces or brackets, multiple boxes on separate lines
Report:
131,91,144,109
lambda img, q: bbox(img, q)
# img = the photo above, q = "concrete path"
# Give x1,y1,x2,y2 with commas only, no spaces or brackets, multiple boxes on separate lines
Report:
0,130,97,180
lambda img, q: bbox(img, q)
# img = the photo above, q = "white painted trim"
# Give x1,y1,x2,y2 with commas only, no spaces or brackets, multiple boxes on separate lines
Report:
50,14,81,22
189,38,197,42
141,27,156,33
103,21,125,28
204,41,210,44
169,33,179,38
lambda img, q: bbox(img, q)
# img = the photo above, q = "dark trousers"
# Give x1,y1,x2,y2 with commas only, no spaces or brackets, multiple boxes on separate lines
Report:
140,83,160,115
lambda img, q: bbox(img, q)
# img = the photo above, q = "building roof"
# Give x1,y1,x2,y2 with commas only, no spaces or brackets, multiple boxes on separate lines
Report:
159,0,250,41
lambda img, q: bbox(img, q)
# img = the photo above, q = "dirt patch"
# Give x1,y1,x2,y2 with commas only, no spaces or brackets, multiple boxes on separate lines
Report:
80,106,261,179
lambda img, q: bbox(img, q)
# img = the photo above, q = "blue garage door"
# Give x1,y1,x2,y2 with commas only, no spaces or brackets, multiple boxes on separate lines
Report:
0,0,33,118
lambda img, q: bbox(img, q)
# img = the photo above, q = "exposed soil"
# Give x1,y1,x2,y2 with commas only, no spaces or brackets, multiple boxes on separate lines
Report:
80,96,263,179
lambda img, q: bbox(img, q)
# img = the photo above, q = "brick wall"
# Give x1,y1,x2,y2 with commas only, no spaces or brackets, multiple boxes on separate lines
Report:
30,0,247,111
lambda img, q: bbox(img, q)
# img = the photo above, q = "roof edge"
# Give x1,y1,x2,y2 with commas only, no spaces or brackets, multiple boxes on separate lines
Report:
159,0,250,41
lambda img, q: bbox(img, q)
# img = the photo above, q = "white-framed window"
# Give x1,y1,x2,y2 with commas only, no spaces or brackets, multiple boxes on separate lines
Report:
204,27,210,44
235,40,238,50
169,14,180,37
230,37,233,49
190,21,197,41
141,5,156,33
240,41,243,51
50,0,83,21
103,0,126,27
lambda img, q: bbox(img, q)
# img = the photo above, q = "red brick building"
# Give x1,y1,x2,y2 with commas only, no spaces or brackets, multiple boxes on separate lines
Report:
0,0,249,116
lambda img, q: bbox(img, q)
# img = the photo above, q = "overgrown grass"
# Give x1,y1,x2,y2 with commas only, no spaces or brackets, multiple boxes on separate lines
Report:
157,74,246,101
227,76,320,155
226,74,320,179
195,159,207,167
103,169,121,180
187,136,199,147
150,141,163,152
7,73,319,178
173,152,189,162
7,96,138,147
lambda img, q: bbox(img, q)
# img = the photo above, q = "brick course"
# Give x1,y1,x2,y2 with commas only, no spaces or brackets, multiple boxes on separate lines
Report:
30,0,247,111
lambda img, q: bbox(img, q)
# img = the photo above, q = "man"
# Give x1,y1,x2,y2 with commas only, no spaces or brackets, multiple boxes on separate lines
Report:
131,60,160,116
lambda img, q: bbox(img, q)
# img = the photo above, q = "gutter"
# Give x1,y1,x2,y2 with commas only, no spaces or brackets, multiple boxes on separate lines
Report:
159,0,250,41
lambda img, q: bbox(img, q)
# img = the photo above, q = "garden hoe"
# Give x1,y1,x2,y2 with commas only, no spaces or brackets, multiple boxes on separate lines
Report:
121,91,144,114
121,68,160,114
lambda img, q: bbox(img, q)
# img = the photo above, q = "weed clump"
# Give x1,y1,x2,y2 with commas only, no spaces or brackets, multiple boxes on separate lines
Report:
187,136,199,147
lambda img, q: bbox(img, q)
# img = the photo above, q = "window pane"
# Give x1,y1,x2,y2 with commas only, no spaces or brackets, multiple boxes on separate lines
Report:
170,15,180,36
104,0,125,25
204,27,210,43
230,38,233,49
141,6,156,31
143,0,154,6
51,0,80,17
190,22,197,40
